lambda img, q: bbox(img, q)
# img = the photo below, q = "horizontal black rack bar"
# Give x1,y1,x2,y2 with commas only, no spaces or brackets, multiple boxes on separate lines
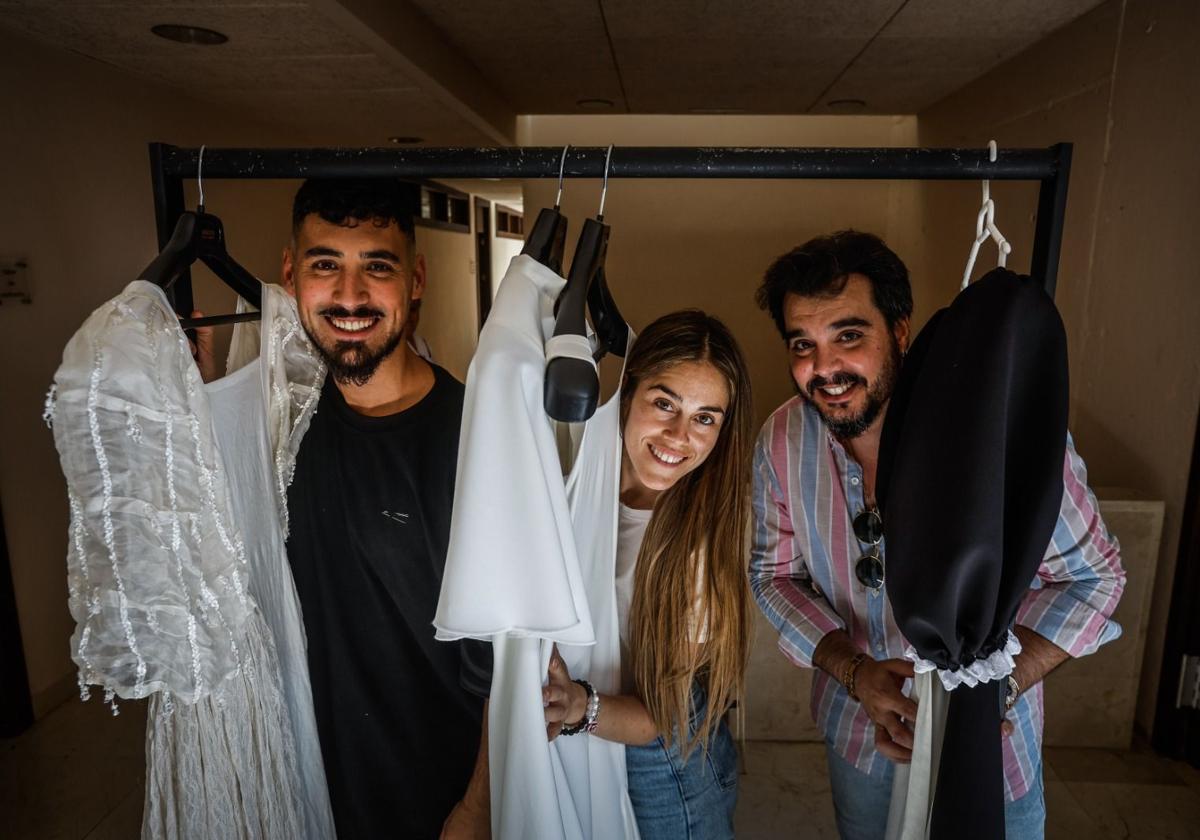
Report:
148,141,1073,311
156,144,1066,182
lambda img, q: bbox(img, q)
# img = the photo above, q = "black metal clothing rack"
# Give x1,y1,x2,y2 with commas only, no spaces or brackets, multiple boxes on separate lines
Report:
147,142,1073,316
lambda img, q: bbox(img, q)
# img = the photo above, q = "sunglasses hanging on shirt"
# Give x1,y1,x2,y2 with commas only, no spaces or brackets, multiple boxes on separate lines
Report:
853,508,884,590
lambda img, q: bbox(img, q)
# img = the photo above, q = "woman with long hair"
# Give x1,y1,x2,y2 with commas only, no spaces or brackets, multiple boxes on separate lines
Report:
544,309,755,839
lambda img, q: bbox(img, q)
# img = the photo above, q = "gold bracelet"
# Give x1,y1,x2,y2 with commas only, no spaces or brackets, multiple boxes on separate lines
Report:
844,653,868,702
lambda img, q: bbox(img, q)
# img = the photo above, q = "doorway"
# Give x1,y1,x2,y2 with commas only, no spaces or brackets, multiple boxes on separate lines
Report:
1153,410,1200,767
473,197,492,332
1,496,34,736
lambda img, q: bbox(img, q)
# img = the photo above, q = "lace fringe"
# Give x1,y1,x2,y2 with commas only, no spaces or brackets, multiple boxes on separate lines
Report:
904,631,1022,691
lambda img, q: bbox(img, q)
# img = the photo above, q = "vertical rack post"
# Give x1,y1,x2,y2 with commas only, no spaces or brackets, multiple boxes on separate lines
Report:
148,142,192,316
1029,142,1073,299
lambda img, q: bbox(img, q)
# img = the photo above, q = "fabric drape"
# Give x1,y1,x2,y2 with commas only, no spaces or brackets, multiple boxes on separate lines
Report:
435,254,639,840
49,281,334,839
878,268,1069,839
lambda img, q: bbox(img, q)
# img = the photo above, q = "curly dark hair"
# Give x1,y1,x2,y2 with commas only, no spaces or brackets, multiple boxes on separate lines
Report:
291,178,418,241
756,230,913,337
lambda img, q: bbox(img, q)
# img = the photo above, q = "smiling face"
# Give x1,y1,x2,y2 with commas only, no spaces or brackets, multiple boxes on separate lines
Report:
783,273,909,439
620,360,730,509
284,214,425,386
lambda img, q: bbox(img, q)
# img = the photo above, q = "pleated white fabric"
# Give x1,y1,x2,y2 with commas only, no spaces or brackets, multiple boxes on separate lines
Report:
886,634,1022,838
885,671,952,840
436,255,639,840
435,255,594,646
49,281,335,839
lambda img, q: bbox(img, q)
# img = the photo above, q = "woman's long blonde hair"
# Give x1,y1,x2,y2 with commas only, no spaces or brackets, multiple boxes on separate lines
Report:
622,310,754,758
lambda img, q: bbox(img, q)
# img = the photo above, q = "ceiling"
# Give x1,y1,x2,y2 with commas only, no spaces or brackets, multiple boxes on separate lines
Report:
1,0,1105,145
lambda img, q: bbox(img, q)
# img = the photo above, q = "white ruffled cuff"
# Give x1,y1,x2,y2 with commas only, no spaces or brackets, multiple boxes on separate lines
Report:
904,631,1022,691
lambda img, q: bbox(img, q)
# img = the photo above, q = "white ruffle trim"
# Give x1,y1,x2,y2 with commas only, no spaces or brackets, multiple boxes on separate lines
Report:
904,631,1022,691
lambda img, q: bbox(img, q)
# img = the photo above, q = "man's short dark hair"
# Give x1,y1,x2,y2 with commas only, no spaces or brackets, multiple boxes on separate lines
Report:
756,230,913,336
291,178,418,242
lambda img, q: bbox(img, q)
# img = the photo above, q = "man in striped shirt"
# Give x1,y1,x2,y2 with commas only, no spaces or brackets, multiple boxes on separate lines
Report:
749,231,1125,839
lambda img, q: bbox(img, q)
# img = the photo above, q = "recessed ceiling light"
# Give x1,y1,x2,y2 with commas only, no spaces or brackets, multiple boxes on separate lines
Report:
576,98,614,110
150,24,228,45
827,98,868,112
388,136,423,145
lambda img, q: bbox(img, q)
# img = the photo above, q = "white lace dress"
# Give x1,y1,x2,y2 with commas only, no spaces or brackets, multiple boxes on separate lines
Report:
48,281,335,839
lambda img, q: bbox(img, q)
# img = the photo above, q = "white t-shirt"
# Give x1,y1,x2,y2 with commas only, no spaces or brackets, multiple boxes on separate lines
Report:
616,503,654,693
614,503,710,695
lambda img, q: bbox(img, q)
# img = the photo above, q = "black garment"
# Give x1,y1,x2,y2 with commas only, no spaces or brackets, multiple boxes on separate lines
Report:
878,268,1069,839
287,365,492,840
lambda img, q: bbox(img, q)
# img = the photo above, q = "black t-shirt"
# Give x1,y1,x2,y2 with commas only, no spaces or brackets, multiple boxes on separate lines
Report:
286,364,492,839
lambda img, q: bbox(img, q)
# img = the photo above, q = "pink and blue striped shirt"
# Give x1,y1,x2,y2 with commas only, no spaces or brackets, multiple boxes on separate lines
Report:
750,396,1126,801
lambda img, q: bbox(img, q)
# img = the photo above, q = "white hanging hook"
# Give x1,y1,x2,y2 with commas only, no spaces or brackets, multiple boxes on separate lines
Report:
197,144,207,213
554,145,569,208
986,140,1012,270
961,139,1012,288
597,145,614,220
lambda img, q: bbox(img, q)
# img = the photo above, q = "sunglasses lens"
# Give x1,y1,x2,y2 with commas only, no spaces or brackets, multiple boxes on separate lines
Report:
853,509,883,544
855,553,884,589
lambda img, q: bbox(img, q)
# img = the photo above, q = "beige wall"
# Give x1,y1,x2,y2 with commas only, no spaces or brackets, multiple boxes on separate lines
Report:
516,114,926,427
917,0,1200,734
0,30,314,715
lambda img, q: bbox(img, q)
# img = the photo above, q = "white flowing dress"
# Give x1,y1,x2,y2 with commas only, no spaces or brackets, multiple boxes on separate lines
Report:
435,255,640,840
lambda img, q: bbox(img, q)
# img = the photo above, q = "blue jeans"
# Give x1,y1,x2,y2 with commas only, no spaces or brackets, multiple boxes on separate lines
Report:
625,683,739,839
825,743,1046,840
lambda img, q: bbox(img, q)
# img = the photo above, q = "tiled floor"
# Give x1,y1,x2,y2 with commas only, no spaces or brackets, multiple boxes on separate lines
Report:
4,698,1200,838
1,697,146,840
734,740,1200,839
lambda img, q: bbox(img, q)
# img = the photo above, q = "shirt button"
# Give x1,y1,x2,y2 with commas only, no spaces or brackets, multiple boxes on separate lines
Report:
851,477,860,486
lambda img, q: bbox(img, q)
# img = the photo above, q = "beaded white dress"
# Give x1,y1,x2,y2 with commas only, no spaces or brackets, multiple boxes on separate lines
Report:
48,281,336,839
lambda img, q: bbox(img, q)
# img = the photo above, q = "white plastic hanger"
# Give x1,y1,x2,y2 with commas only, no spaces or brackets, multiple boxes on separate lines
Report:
961,140,1012,289
197,144,207,211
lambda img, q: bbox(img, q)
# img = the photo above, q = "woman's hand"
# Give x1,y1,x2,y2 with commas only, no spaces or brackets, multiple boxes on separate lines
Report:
542,646,588,741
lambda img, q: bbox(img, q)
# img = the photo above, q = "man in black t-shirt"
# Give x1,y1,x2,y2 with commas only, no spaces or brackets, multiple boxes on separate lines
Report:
278,179,491,838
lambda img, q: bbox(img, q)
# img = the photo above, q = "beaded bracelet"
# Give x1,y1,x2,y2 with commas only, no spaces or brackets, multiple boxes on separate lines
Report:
560,678,600,736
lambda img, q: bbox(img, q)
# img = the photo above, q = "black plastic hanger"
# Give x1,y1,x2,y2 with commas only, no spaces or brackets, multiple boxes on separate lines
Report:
138,146,262,329
578,148,626,358
544,146,629,422
587,266,628,359
521,146,570,274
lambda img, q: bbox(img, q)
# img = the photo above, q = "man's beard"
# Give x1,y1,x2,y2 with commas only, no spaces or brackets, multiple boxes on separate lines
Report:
301,305,405,387
801,338,901,440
